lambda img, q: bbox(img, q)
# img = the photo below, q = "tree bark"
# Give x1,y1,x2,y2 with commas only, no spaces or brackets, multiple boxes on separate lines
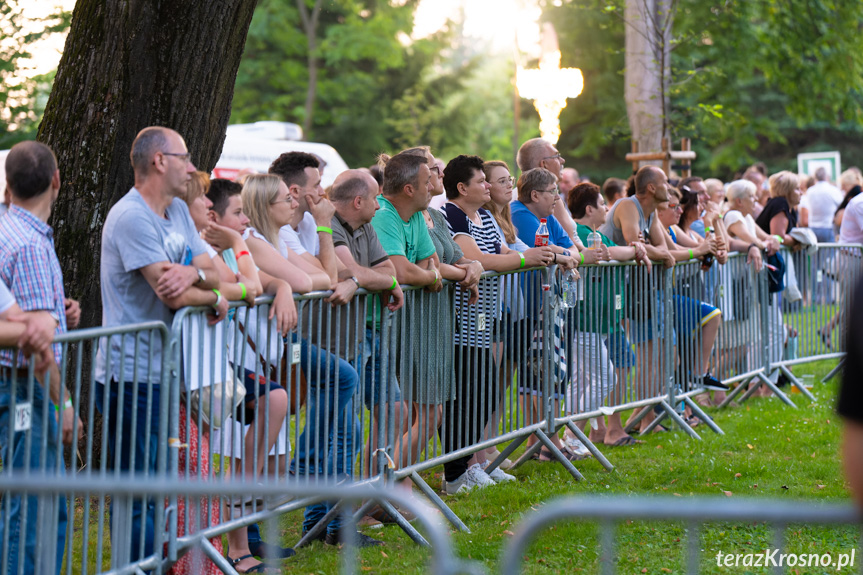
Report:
297,0,323,138
38,0,257,328
624,0,673,155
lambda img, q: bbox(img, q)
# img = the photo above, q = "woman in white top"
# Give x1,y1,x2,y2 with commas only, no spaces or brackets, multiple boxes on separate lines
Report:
722,179,781,397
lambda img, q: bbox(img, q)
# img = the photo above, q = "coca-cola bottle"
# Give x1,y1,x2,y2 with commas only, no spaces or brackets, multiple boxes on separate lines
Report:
535,218,549,247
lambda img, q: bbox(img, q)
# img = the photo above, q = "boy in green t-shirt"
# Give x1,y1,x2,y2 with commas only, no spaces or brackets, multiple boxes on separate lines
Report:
566,183,649,447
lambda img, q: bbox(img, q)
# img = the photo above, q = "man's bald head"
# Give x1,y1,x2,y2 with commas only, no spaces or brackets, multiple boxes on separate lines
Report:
130,126,173,175
517,138,552,171
5,141,58,200
330,169,377,203
634,166,666,196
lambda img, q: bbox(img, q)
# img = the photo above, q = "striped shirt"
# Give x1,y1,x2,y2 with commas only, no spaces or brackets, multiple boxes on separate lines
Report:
0,206,67,367
441,203,502,348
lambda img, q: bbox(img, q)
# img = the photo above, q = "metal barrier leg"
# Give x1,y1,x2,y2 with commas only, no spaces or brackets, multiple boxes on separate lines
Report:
372,499,430,547
486,436,526,474
749,371,797,408
628,404,662,434
563,421,614,471
533,429,584,481
658,400,701,440
823,357,845,383
112,494,134,568
682,396,724,435
511,440,542,469
409,471,470,533
716,377,752,408
295,500,343,548
778,364,817,402
200,537,239,574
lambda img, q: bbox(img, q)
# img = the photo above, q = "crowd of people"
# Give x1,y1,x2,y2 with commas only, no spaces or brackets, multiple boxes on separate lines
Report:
0,130,859,574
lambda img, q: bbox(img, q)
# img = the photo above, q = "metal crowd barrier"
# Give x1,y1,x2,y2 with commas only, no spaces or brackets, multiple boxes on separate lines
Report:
500,495,860,575
0,244,860,574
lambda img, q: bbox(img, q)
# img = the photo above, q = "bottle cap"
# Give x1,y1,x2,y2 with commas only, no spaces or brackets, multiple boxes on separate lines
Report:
540,218,547,224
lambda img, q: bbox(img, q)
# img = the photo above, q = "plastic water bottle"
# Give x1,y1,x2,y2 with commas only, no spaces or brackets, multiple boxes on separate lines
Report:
560,269,577,308
535,218,549,247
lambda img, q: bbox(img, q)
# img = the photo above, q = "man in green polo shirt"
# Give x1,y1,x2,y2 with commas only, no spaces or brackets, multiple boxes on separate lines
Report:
371,153,441,288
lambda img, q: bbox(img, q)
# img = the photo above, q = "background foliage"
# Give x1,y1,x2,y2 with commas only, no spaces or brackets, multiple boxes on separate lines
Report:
4,0,863,181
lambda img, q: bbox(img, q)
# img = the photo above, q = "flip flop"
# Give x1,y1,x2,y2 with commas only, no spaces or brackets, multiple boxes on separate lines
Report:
607,435,643,447
231,554,282,574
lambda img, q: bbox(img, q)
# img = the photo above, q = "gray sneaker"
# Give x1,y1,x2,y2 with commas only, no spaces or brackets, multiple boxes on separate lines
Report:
481,460,515,482
443,471,474,495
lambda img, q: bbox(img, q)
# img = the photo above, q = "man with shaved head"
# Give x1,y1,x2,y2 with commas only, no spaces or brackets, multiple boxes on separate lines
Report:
95,126,225,561
0,140,83,573
599,165,675,433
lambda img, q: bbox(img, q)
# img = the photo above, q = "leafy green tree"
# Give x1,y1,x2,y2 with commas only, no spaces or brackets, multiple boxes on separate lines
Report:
0,2,69,147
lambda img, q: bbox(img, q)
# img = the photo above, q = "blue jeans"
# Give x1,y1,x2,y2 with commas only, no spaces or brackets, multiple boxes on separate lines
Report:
94,381,162,562
0,378,67,574
289,338,358,535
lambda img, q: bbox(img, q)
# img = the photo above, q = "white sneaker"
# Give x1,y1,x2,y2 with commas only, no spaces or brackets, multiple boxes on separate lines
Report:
564,436,591,458
466,463,496,488
443,472,474,495
481,460,515,483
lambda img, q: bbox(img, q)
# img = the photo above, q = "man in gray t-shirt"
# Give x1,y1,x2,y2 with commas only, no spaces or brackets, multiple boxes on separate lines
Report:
94,126,225,562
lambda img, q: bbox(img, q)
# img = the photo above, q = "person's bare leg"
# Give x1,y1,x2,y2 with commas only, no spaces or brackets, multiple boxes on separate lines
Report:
701,316,721,374
401,402,442,465
365,400,407,477
241,389,288,479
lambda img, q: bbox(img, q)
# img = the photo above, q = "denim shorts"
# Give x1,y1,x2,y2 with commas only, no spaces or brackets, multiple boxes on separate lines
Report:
604,331,636,369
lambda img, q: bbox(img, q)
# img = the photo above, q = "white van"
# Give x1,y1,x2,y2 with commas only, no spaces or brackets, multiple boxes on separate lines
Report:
213,122,349,188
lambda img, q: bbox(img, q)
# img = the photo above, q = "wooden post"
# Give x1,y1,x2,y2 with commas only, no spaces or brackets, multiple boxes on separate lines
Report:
681,138,691,178
631,141,639,175
661,138,670,176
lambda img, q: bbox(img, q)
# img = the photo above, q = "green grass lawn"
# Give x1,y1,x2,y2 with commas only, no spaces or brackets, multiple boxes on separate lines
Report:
259,357,856,574
63,357,855,574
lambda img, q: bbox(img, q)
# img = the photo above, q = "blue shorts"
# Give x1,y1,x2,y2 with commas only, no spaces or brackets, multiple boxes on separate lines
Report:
673,295,721,335
237,367,283,423
605,331,636,369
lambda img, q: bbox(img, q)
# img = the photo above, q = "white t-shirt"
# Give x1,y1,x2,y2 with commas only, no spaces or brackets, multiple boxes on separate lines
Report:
0,281,15,315
840,193,863,244
279,212,319,256
724,210,758,240
805,181,843,228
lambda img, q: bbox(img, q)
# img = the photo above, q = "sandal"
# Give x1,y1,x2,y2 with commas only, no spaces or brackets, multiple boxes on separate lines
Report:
231,554,281,574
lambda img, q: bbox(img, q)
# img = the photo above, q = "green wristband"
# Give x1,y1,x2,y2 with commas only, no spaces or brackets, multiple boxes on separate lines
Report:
580,252,585,264
519,252,526,268
238,282,247,300
55,398,72,413
773,234,784,244
390,275,397,290
316,225,333,235
688,249,694,260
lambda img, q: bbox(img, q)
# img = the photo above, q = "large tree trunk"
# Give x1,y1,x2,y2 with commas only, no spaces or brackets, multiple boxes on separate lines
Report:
624,0,673,155
297,0,323,138
38,0,257,328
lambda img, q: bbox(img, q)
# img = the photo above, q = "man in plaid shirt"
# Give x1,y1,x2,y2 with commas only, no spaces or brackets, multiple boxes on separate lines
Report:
0,140,83,574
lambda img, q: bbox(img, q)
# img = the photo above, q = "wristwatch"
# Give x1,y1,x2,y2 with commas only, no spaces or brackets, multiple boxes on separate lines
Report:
194,267,206,285
349,276,360,287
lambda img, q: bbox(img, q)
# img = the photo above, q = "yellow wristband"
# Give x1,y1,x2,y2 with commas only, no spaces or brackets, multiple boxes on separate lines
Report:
316,226,333,235
238,282,247,300
519,252,526,268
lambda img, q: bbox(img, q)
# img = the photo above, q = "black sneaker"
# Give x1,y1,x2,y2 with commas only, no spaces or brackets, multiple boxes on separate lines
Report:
702,373,729,391
325,530,384,548
298,528,326,547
